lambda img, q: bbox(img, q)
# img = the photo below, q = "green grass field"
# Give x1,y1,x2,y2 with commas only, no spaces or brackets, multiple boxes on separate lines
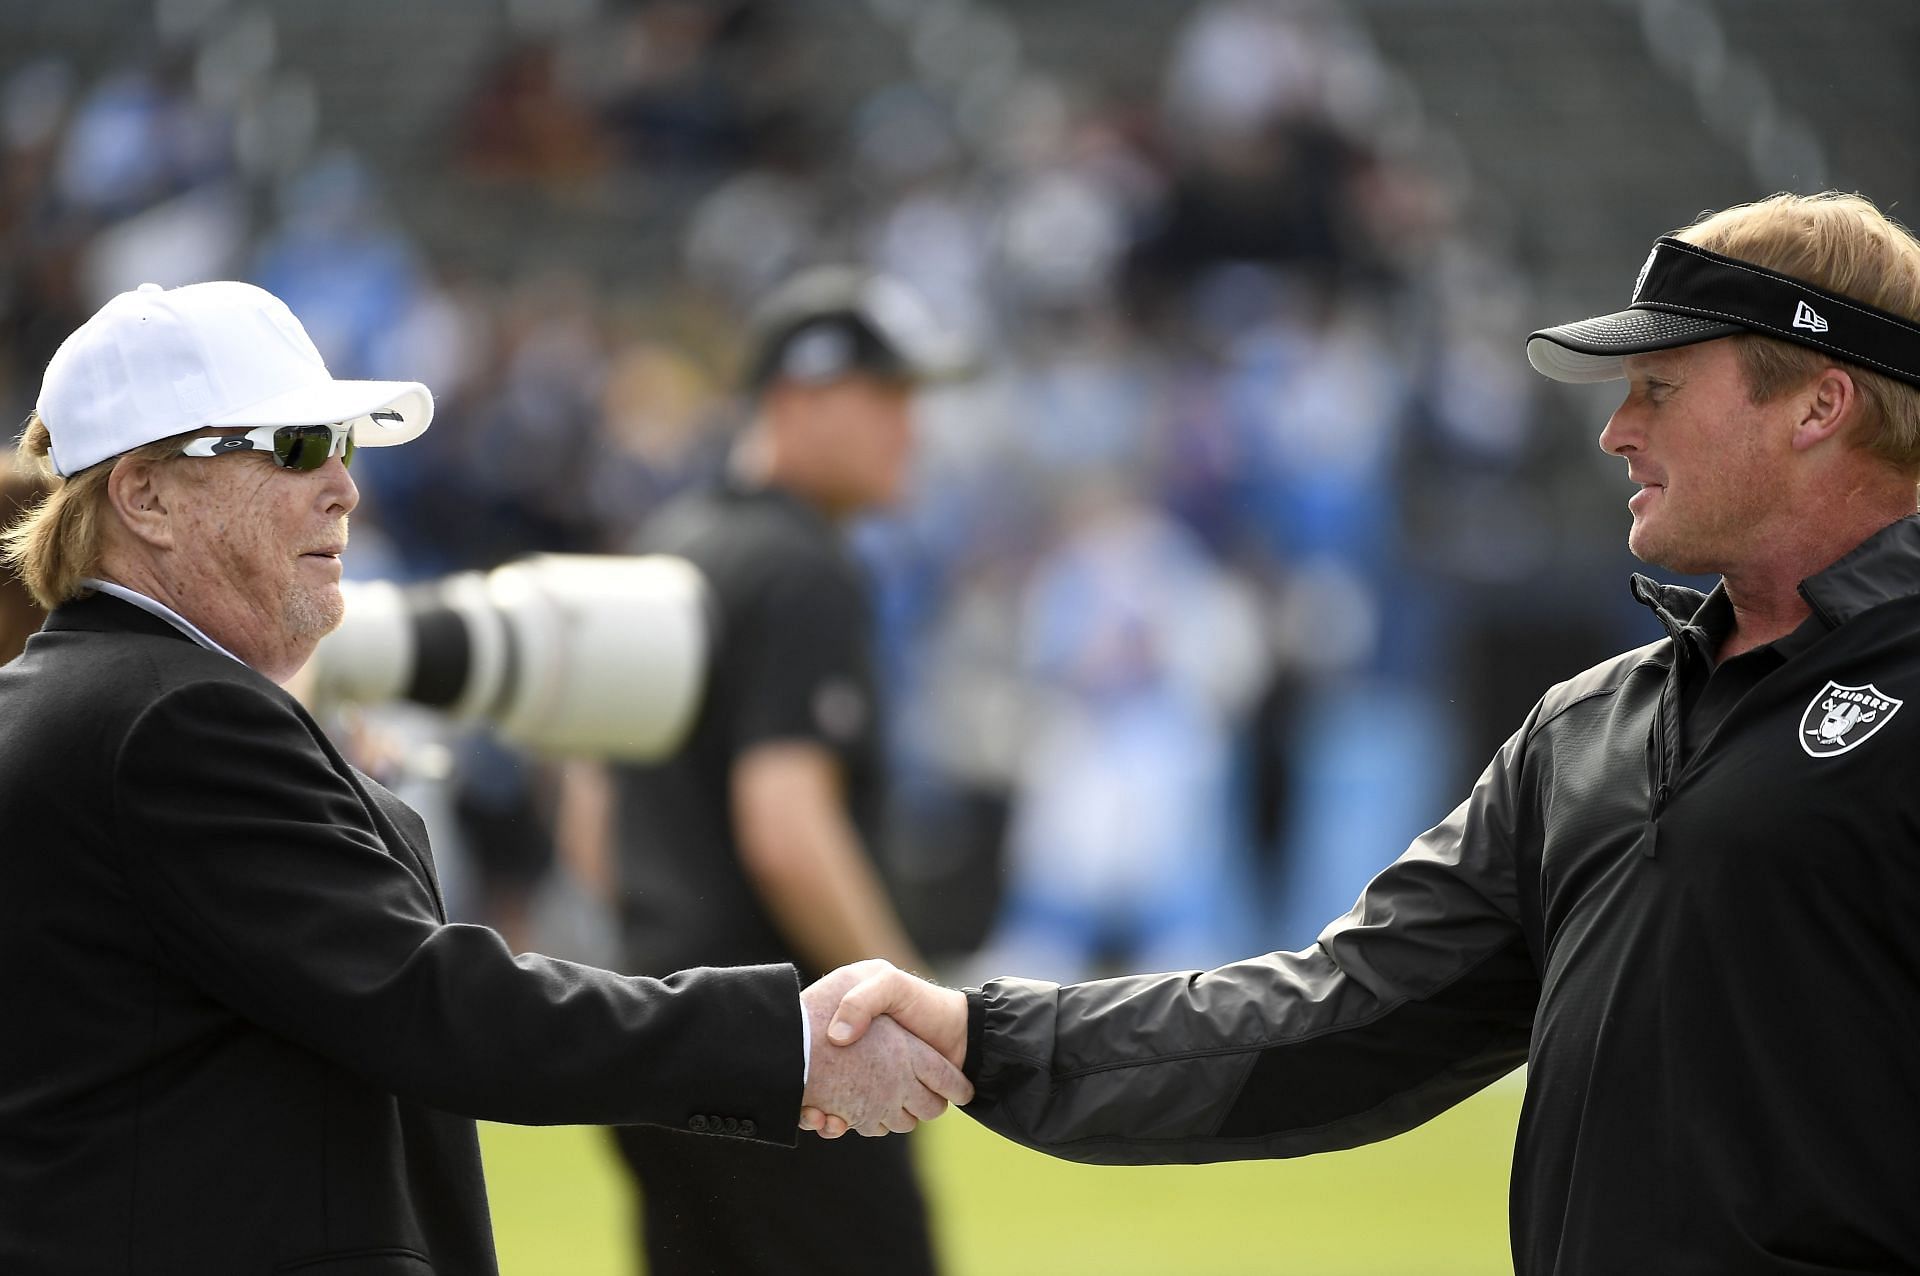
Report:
480,1074,1522,1275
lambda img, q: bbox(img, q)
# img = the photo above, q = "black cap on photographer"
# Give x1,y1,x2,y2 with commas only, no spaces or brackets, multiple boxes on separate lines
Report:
742,267,969,393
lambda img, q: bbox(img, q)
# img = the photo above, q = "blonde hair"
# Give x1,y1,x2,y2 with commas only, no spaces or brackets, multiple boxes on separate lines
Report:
1676,191,1920,473
0,415,180,609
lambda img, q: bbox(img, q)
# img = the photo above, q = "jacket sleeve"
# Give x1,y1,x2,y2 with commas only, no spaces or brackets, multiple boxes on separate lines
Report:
962,720,1540,1165
114,675,803,1137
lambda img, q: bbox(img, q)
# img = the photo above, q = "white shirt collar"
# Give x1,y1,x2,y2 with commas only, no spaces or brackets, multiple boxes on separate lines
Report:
80,578,245,666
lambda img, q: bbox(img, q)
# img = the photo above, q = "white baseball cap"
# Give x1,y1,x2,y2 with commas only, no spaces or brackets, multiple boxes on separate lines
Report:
36,280,434,478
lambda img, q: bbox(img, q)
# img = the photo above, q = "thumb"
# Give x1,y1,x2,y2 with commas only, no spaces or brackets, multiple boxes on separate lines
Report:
827,969,904,1045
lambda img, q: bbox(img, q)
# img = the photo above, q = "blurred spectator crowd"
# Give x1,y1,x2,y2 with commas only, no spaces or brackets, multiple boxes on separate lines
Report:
1,0,1646,978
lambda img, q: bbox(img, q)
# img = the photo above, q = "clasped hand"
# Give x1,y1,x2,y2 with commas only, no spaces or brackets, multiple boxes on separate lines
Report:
797,960,970,1139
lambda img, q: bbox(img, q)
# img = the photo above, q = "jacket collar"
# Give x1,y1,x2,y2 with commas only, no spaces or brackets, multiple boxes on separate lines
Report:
42,590,199,644
1630,513,1920,641
1629,575,1709,644
1797,513,1920,628
721,473,842,539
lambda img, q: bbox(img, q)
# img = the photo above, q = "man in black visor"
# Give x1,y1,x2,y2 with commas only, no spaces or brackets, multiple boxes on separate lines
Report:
805,191,1920,1274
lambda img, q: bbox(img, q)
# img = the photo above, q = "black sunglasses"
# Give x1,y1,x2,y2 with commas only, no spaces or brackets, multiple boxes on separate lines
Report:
178,423,356,471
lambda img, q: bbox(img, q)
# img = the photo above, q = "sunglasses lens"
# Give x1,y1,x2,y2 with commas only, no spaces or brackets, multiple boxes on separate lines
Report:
274,425,352,471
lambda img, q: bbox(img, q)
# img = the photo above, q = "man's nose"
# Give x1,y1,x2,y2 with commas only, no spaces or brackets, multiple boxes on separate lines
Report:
1598,402,1639,457
320,457,359,516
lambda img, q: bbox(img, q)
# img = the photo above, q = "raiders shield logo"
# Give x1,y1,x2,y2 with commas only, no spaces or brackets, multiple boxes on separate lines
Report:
1631,244,1660,302
1799,680,1903,758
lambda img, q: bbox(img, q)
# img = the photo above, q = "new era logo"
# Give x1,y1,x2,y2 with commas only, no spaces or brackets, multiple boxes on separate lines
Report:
1792,300,1829,333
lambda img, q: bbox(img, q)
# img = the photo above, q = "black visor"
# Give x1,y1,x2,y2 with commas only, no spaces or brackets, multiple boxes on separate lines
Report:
1527,237,1920,389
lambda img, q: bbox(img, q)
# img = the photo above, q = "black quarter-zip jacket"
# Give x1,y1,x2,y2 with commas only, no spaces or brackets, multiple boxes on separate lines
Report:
962,515,1920,1274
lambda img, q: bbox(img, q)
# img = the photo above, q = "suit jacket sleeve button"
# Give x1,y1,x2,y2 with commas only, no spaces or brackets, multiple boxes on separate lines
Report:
722,1117,740,1134
689,1115,709,1132
740,1119,756,1137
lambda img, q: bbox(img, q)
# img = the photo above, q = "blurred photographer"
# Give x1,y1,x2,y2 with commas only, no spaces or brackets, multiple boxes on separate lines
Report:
605,267,964,1275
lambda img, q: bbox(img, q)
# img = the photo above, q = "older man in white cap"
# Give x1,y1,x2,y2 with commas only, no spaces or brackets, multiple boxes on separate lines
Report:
0,281,969,1276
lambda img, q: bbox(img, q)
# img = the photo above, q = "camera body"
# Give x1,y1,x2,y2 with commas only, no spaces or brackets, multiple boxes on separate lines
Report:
308,554,711,761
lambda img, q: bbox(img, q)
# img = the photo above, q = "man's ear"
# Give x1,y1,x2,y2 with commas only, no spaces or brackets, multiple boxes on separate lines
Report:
1790,366,1858,453
106,456,176,548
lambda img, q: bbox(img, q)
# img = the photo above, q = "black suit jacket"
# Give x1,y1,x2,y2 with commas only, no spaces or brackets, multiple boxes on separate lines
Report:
0,594,803,1275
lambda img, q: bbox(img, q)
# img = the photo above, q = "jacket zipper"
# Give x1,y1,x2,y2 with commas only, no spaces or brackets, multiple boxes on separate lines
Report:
1645,683,1670,859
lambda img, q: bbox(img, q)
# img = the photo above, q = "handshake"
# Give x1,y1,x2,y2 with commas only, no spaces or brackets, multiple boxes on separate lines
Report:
796,960,971,1139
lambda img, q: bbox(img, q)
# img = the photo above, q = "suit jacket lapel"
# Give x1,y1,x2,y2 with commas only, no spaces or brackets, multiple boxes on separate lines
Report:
53,592,452,920
344,764,449,922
